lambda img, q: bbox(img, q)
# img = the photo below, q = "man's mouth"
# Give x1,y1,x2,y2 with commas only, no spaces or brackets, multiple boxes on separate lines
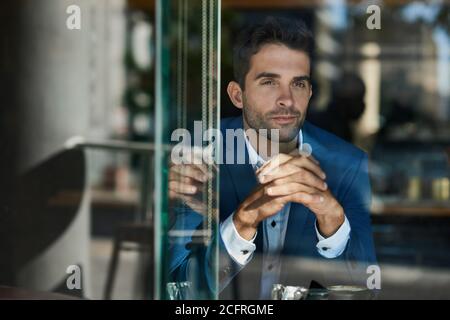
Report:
270,115,298,125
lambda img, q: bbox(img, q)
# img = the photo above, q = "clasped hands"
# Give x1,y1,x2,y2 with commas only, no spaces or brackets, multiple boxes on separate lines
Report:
233,151,345,240
168,149,345,241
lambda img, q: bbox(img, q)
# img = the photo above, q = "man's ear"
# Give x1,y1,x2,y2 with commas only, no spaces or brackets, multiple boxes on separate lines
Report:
227,81,244,110
309,85,313,100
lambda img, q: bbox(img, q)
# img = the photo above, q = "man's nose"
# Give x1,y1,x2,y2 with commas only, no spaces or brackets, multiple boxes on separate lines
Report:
276,86,294,108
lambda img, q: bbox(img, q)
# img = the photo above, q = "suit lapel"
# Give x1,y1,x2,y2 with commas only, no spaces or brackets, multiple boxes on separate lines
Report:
225,124,264,251
302,121,325,161
223,116,258,207
223,116,264,298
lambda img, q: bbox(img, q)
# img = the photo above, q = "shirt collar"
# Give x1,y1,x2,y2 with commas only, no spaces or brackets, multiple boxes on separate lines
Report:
244,129,304,168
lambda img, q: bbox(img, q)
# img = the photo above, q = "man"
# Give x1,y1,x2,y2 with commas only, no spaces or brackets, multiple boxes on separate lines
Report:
168,17,377,299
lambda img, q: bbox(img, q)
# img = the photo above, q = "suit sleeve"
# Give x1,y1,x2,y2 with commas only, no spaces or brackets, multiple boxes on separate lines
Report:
168,206,247,297
313,152,378,287
341,152,377,262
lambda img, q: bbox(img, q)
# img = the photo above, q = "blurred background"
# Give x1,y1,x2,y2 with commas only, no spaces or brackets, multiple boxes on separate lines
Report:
0,0,449,299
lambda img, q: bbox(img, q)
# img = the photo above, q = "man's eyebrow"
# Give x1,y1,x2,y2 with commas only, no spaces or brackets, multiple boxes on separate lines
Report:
254,72,280,80
293,75,311,83
254,73,311,83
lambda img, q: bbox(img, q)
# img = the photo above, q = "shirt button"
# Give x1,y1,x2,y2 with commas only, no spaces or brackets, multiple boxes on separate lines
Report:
271,221,277,228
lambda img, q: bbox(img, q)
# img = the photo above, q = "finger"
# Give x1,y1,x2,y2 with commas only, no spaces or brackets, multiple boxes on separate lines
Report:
286,156,325,179
169,165,216,186
193,163,216,180
258,163,298,183
261,165,327,191
178,146,218,174
169,172,193,184
256,198,289,220
240,181,292,213
170,164,208,182
289,168,328,191
282,191,324,205
187,161,210,177
264,182,317,197
270,167,328,191
255,153,292,175
244,192,286,217
174,152,210,175
168,180,198,194
268,169,324,187
258,155,325,181
308,154,320,165
169,175,205,191
286,149,320,165
239,184,268,208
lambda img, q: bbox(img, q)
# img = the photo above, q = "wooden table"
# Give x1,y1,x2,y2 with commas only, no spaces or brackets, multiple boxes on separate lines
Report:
371,199,450,217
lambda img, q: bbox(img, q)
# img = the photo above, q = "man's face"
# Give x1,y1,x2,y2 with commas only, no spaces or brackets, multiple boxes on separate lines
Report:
241,43,312,142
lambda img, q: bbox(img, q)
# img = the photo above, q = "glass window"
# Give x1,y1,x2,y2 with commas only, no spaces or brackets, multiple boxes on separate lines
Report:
154,0,221,300
1,0,449,301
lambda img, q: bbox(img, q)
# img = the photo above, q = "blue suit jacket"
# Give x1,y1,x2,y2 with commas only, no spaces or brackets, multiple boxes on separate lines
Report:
169,116,377,299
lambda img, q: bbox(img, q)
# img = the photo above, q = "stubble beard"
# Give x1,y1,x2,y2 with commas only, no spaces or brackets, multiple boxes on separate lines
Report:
242,99,305,143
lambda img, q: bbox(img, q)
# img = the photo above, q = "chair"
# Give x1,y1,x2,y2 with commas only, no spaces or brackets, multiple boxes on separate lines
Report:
103,222,153,300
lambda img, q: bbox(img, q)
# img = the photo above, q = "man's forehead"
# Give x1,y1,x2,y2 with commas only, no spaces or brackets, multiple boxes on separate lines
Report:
248,44,311,76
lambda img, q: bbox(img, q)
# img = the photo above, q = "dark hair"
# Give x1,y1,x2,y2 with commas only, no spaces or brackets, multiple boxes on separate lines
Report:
233,16,314,90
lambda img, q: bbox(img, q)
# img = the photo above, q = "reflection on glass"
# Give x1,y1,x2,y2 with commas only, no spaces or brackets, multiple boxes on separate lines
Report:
154,0,220,300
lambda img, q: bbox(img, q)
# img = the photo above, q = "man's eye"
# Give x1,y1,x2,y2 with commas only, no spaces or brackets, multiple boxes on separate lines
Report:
293,81,306,88
261,80,275,86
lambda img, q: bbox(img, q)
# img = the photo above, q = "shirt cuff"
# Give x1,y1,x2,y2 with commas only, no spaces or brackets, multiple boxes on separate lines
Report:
220,212,257,266
315,215,351,258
